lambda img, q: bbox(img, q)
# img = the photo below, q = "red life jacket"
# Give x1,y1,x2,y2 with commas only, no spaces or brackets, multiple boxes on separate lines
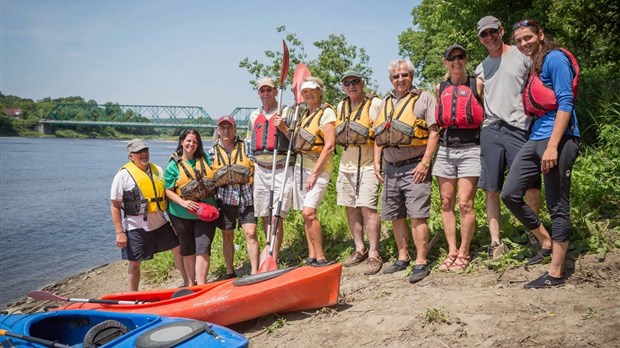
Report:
251,113,289,156
435,77,483,129
522,48,580,118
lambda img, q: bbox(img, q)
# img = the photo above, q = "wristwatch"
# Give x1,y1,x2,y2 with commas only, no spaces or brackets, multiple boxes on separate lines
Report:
421,160,430,168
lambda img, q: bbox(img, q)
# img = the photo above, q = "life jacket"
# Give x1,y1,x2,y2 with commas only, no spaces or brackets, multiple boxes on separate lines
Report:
436,77,484,129
335,95,376,147
522,48,580,118
251,108,291,156
120,162,166,220
170,153,216,201
211,138,254,187
294,103,334,153
374,90,429,147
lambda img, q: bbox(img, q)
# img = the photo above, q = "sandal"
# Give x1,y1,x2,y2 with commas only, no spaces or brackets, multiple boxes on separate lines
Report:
448,255,471,271
438,254,457,271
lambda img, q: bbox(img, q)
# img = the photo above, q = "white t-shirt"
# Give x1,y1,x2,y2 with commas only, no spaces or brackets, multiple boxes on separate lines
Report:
110,165,167,232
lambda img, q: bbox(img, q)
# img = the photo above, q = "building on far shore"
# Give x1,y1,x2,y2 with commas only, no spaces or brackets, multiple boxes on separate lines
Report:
5,108,22,118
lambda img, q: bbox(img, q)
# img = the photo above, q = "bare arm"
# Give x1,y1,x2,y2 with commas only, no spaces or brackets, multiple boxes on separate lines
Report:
110,200,127,248
166,189,199,212
413,124,439,184
541,110,571,172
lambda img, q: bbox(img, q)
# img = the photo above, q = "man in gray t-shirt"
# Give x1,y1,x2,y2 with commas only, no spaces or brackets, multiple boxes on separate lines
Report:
475,16,542,261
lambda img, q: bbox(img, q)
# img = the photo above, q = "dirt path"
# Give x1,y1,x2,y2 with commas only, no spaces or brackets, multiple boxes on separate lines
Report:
5,251,620,347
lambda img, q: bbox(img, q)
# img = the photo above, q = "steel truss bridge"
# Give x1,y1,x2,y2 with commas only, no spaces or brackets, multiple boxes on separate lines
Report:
39,104,256,131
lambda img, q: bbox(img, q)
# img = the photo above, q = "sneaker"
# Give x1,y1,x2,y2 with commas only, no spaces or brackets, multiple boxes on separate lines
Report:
523,272,565,289
383,259,410,274
409,264,430,283
311,259,335,267
488,242,508,260
344,250,368,267
363,256,383,275
528,248,552,265
304,257,317,265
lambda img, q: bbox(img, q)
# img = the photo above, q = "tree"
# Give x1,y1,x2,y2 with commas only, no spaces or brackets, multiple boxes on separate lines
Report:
239,26,376,106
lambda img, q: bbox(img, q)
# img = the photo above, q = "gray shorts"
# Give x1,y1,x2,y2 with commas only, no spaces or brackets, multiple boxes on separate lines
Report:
432,145,481,179
479,122,541,192
217,203,257,231
336,166,379,208
381,161,431,220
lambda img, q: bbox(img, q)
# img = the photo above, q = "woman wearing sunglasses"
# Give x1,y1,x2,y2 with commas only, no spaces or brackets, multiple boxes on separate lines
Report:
501,19,580,288
433,45,484,272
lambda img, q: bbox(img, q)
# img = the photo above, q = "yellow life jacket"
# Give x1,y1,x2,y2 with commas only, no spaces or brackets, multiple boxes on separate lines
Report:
374,90,429,147
211,138,254,187
120,162,166,219
171,154,216,201
335,95,376,147
295,103,334,153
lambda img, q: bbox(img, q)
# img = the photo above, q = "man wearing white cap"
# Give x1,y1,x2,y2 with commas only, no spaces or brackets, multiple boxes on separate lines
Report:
247,77,294,263
474,16,544,264
110,138,188,291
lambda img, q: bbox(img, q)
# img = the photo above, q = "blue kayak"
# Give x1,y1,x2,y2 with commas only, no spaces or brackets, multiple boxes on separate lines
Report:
0,310,248,347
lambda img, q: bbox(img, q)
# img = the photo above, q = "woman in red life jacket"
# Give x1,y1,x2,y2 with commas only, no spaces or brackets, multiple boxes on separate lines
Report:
433,44,485,272
502,19,580,288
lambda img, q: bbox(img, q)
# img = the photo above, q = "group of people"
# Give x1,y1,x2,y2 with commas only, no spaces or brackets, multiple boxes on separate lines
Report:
110,15,580,291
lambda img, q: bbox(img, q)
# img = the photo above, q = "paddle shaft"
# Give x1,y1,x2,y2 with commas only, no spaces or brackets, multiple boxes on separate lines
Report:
66,297,145,305
269,104,300,254
0,329,71,348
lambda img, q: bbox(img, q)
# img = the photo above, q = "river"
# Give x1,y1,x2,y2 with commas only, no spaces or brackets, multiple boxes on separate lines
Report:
0,137,211,308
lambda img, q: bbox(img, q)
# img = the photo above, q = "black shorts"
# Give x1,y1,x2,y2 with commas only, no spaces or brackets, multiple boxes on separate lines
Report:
169,214,217,256
217,204,257,231
121,222,179,261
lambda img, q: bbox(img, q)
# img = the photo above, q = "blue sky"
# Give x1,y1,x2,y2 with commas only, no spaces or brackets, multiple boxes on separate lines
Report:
2,1,419,119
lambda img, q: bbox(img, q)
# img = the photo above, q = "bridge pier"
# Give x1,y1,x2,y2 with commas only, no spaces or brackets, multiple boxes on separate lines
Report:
38,123,53,135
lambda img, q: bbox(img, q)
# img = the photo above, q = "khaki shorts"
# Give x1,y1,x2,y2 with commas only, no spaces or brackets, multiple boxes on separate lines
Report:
432,145,481,179
293,165,331,210
381,161,431,220
336,166,379,208
253,165,294,219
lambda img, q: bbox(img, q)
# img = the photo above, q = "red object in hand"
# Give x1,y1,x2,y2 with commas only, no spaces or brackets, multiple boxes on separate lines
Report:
189,203,219,222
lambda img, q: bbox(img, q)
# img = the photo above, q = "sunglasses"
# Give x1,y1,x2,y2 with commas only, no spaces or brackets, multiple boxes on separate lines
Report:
479,28,499,38
446,53,467,62
342,78,362,87
391,73,410,80
513,20,535,30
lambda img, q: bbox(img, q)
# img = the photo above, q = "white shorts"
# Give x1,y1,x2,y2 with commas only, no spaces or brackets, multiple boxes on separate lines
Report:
293,165,331,210
253,165,294,218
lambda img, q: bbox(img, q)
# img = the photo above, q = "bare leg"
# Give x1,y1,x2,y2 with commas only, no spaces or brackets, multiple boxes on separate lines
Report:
485,190,501,245
127,261,141,291
360,206,381,259
530,224,553,250
303,207,325,260
261,216,284,262
195,254,210,285
548,240,568,277
170,246,189,286
457,177,479,256
242,222,259,274
346,207,366,253
392,218,411,262
438,177,458,255
182,255,196,286
411,218,429,265
222,230,235,275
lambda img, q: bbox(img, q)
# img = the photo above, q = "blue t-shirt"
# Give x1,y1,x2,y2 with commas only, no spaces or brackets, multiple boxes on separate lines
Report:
530,50,580,140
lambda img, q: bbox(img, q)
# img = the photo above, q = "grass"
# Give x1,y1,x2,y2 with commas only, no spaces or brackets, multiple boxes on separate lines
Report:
143,103,620,282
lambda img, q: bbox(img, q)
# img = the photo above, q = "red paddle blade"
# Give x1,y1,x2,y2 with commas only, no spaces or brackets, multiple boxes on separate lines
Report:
258,256,278,273
280,40,290,86
28,290,67,302
292,63,312,103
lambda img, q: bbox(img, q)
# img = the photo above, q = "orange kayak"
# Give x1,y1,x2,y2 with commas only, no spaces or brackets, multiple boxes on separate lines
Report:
56,264,342,326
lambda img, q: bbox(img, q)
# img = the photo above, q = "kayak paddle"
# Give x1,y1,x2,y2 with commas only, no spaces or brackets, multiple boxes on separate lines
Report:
28,290,148,305
0,329,71,348
260,39,290,269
